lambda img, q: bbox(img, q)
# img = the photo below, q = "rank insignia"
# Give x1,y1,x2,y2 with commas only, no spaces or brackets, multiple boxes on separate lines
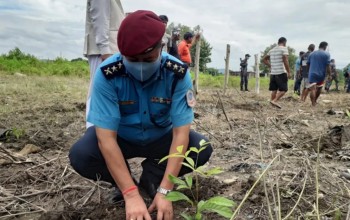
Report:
100,60,126,79
186,90,196,108
164,59,188,79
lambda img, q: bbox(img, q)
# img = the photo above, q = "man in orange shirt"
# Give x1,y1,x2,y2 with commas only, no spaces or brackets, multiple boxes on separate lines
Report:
178,32,200,66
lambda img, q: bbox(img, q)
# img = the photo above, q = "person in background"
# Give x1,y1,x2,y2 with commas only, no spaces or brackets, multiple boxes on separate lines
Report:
69,10,213,220
300,44,315,102
263,37,291,108
159,15,171,53
239,54,251,91
178,32,200,66
345,66,350,93
293,51,305,95
307,41,331,106
325,59,339,92
84,0,125,129
168,28,181,59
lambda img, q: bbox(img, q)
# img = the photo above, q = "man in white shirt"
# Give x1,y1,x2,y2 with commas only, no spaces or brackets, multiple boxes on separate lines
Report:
84,0,125,128
263,37,291,108
159,15,171,53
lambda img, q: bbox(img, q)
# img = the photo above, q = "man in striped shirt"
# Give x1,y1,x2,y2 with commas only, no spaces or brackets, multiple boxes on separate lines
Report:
263,37,291,108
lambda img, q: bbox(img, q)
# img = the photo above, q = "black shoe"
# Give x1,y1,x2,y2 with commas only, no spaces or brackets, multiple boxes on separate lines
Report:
109,177,138,204
138,178,158,199
109,187,124,204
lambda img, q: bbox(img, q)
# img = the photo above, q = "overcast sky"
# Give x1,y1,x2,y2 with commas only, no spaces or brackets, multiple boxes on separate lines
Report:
1,0,349,71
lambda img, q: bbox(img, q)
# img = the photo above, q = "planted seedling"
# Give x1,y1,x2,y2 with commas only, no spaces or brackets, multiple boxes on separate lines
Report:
159,140,235,219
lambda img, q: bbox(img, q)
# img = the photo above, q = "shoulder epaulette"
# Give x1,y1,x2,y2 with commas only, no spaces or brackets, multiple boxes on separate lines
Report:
164,59,188,79
100,60,126,80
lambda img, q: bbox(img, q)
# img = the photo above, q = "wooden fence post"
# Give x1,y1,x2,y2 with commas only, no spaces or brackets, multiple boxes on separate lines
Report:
254,54,260,94
194,36,201,94
224,44,230,92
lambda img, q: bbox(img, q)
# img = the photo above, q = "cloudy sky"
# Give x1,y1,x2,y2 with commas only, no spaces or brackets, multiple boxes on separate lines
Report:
1,0,350,70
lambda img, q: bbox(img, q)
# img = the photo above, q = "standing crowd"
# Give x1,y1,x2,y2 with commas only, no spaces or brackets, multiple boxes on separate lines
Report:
262,37,349,108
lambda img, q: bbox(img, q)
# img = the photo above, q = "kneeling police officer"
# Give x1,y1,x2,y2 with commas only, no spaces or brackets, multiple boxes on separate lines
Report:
69,10,213,220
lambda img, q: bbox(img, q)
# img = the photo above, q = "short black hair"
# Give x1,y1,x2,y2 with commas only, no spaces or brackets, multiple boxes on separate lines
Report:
184,32,194,40
278,37,287,44
308,44,315,51
319,41,328,49
299,51,305,55
158,15,168,23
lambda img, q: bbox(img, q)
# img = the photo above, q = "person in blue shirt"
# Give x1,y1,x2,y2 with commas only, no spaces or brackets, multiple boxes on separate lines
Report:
69,10,212,220
307,41,331,106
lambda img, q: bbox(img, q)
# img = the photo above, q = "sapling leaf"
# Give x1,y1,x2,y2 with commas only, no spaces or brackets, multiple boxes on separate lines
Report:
346,109,350,118
180,213,194,220
197,200,205,212
166,191,193,206
176,145,184,153
181,162,195,171
185,147,198,156
168,174,187,186
196,165,205,172
194,168,206,176
189,147,199,154
200,202,233,218
205,167,224,176
206,196,235,207
185,157,195,168
176,185,190,190
198,146,207,154
159,153,185,164
199,139,207,147
195,212,202,220
185,175,193,188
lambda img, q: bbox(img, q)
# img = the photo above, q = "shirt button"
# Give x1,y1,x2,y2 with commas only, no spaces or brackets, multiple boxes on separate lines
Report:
143,111,147,114
143,128,146,131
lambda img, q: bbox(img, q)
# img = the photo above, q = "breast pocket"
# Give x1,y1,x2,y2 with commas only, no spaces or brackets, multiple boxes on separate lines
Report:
119,101,139,116
150,103,172,128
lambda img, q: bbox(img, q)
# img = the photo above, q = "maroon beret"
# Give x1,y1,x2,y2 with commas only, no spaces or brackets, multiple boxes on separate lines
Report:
117,10,166,57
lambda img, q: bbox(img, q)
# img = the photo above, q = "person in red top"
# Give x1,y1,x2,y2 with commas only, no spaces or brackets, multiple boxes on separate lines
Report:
178,32,200,66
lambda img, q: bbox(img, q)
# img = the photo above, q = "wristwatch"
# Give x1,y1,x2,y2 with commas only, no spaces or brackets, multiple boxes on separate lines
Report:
157,186,171,195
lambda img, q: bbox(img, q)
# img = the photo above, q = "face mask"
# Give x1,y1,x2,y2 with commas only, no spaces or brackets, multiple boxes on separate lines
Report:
123,55,161,82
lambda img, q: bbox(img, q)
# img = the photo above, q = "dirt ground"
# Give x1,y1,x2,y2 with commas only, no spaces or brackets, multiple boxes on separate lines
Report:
1,74,350,220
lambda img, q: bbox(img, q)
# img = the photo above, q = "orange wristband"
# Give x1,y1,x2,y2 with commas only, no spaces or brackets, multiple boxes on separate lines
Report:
122,185,137,195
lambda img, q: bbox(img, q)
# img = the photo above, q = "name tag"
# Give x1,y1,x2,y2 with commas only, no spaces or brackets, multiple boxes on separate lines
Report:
119,100,135,105
302,60,307,66
151,97,172,104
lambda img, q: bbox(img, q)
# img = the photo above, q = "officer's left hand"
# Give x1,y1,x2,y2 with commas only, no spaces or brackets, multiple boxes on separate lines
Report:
148,193,173,220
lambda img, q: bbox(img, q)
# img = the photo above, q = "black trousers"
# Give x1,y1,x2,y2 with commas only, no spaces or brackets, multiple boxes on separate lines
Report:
69,127,213,190
240,72,248,90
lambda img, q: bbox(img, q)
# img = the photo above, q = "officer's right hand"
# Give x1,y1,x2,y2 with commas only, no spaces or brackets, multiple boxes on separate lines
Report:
124,190,151,220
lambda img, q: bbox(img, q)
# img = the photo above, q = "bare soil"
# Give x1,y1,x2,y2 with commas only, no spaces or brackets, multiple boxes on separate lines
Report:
1,74,350,220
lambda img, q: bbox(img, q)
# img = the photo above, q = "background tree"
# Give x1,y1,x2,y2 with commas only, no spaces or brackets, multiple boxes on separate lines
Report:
167,23,212,72
259,43,297,76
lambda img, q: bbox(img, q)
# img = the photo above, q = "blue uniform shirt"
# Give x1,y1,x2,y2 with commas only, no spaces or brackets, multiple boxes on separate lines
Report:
87,52,194,145
307,50,330,83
